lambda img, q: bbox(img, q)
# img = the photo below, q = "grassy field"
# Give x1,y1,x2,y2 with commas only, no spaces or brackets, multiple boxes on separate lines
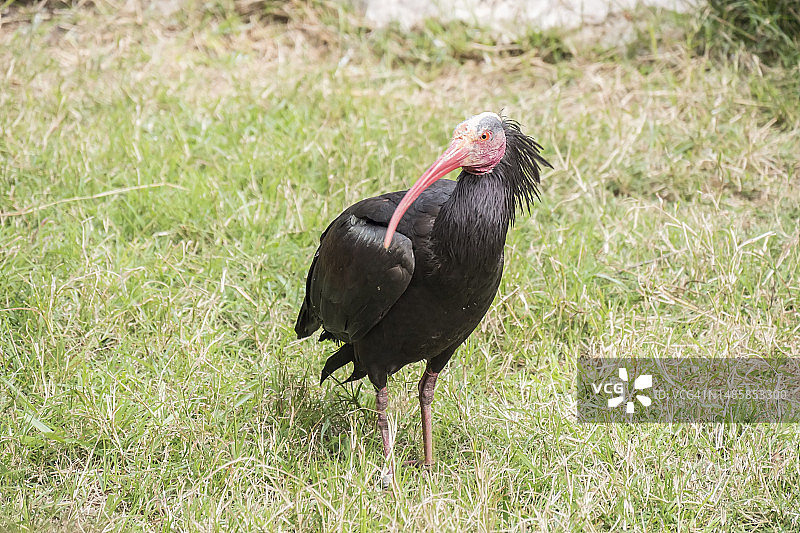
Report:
1,1,799,530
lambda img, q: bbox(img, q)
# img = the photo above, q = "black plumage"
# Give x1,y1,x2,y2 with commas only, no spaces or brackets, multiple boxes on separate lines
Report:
295,114,551,476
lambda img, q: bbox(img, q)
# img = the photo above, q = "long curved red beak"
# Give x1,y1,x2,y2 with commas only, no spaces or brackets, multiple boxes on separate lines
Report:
383,143,469,249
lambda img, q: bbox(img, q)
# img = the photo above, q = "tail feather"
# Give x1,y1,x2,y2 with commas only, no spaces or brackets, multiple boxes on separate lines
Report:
319,344,368,385
320,344,354,385
343,367,368,383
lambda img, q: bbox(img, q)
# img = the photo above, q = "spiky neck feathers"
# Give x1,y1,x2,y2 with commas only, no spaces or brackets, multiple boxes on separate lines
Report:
431,119,552,267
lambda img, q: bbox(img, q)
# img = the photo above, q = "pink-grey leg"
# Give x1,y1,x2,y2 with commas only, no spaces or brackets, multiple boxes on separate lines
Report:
375,386,393,487
418,365,439,467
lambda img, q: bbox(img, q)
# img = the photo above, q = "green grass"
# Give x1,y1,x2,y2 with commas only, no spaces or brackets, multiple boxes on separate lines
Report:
1,1,799,530
703,0,800,67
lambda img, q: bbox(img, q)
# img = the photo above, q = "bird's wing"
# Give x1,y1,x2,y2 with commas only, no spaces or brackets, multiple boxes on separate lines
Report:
295,180,456,343
298,198,414,344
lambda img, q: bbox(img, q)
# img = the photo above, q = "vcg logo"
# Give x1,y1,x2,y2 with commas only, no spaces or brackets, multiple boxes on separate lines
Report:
590,367,653,413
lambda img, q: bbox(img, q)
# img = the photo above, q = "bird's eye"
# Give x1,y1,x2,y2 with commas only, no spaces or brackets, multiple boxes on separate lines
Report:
480,131,491,141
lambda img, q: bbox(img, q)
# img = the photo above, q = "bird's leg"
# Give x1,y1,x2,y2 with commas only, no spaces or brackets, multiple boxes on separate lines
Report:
375,386,393,482
418,365,439,467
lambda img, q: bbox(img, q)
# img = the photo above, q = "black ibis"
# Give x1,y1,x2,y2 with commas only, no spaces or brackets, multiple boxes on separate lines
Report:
295,112,551,478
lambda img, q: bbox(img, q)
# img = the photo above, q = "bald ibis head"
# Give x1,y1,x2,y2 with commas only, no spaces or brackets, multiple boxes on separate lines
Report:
383,112,540,248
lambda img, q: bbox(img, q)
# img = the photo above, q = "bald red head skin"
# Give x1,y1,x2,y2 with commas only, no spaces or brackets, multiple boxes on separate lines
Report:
383,112,507,248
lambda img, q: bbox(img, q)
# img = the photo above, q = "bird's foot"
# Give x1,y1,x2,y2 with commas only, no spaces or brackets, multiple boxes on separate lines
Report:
377,468,393,491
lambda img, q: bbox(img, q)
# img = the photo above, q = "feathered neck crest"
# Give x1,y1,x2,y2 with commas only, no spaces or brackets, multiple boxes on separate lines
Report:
492,117,552,225
432,118,551,268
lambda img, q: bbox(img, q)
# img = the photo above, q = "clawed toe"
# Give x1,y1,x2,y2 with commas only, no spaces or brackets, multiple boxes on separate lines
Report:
377,471,393,490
